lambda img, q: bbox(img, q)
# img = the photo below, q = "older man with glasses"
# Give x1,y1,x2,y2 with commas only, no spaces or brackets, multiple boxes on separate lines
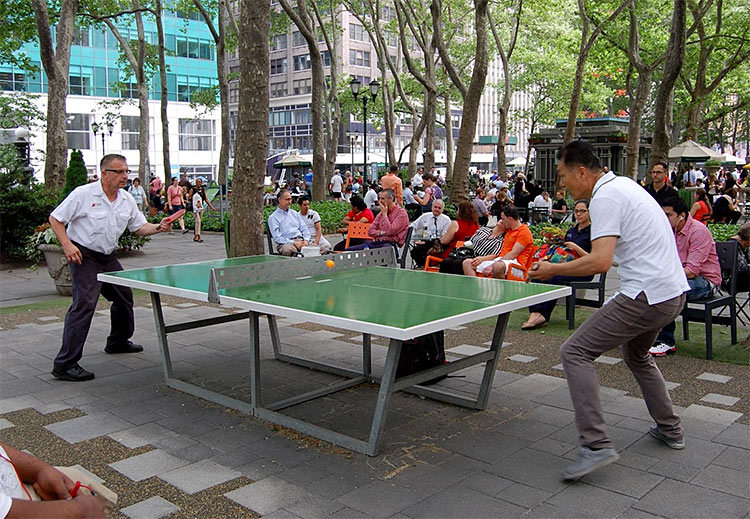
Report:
48,154,171,382
267,188,310,256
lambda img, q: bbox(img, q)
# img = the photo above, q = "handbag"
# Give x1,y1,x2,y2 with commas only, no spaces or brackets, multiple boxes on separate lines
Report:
533,242,580,263
449,246,475,260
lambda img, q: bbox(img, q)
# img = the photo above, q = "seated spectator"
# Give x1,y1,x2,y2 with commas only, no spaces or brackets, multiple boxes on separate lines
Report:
298,196,331,253
263,182,280,206
713,188,741,224
439,220,505,275
473,205,534,278
550,190,568,223
403,181,421,216
332,195,375,251
346,188,409,251
431,201,480,261
644,162,679,205
650,196,722,356
689,188,712,224
409,200,453,268
267,189,310,256
490,190,512,219
0,442,105,518
531,191,553,223
473,188,489,226
523,199,593,330
730,222,750,292
364,182,380,211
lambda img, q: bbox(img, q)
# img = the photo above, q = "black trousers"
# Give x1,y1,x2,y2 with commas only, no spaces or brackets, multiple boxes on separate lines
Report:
54,243,135,371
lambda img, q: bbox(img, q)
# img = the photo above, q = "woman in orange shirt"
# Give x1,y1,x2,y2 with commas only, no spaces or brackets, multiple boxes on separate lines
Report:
689,188,711,225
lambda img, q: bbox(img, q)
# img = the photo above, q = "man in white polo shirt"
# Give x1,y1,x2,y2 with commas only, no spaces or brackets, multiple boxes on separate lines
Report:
49,154,170,382
529,141,689,481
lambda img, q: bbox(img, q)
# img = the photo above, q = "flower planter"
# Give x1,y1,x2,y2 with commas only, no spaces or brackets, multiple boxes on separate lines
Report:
38,244,72,296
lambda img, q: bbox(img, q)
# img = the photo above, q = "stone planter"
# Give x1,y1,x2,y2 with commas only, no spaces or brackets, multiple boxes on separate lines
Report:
38,244,72,296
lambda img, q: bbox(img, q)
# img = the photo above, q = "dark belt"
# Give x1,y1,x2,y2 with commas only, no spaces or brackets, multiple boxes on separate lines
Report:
72,241,117,263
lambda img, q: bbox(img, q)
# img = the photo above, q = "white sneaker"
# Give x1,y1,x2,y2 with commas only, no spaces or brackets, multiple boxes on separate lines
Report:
649,342,676,357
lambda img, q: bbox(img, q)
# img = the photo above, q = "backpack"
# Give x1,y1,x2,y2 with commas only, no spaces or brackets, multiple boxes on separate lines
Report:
396,331,446,385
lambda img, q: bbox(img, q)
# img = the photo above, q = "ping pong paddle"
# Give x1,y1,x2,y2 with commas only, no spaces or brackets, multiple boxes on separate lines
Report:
163,208,185,225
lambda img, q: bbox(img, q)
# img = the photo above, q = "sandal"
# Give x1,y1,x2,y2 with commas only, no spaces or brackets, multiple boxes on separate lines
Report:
521,316,547,330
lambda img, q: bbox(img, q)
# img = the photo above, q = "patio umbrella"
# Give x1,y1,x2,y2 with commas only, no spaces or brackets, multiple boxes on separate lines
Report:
507,157,527,167
667,140,722,162
273,152,312,168
716,153,746,166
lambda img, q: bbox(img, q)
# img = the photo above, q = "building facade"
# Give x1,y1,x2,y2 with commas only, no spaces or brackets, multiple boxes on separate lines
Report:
0,11,221,182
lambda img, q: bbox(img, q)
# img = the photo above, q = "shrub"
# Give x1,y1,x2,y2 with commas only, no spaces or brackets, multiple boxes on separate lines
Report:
61,149,88,201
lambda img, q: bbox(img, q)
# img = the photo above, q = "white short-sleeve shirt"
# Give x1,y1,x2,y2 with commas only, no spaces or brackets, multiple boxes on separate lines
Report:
590,172,689,304
0,445,25,518
51,181,147,255
330,174,344,193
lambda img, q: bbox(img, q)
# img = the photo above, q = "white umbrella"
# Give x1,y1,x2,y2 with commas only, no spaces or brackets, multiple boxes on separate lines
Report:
507,157,527,167
667,140,722,162
716,153,746,166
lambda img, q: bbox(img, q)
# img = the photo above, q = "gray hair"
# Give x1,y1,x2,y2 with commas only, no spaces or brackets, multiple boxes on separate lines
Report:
432,199,445,207
738,222,750,241
381,188,396,201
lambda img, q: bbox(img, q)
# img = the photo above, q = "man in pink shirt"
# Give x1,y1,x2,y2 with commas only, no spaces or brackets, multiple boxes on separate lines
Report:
345,188,409,250
650,196,722,356
380,165,404,206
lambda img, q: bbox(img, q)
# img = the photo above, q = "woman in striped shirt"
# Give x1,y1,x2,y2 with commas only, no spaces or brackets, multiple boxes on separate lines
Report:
438,221,505,274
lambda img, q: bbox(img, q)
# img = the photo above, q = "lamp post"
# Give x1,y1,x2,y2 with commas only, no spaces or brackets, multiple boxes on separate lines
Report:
91,121,114,155
350,77,379,184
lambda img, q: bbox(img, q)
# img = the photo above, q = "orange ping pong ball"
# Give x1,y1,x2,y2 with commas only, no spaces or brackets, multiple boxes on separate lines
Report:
325,259,335,268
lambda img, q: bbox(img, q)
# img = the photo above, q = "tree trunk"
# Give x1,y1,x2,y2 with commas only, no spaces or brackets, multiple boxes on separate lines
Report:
231,0,268,256
134,7,150,185
216,1,229,187
625,70,652,179
649,0,686,168
155,0,171,186
423,87,436,173
444,94,454,183
408,111,427,177
30,0,79,189
448,0,489,203
496,99,509,174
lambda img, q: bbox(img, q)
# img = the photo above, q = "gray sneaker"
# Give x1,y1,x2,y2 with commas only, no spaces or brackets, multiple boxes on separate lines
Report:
649,426,685,450
561,447,620,481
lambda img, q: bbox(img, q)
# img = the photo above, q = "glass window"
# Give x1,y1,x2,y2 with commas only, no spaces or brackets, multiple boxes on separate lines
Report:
320,51,330,67
176,37,187,57
270,82,288,98
188,39,199,59
179,118,215,150
293,54,310,71
66,113,90,149
349,50,370,67
292,78,311,95
121,115,139,150
292,31,306,47
270,57,287,75
271,34,287,51
72,27,89,47
199,41,213,60
69,74,91,95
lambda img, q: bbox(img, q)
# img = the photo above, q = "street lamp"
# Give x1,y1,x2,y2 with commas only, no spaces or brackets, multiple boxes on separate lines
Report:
91,121,114,155
350,77,379,183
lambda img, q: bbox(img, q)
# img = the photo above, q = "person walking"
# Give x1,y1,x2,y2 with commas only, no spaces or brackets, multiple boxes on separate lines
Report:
166,176,188,234
529,141,688,481
189,178,215,243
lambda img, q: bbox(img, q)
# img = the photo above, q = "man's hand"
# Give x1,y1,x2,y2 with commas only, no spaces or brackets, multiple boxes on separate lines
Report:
527,261,556,281
73,493,106,519
379,201,388,216
32,465,74,500
470,255,491,269
156,217,172,233
62,242,82,265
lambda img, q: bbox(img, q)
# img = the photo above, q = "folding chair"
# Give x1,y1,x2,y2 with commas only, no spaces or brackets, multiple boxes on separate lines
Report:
566,271,608,329
681,240,739,359
424,241,464,273
344,222,373,249
396,227,414,269
265,223,281,256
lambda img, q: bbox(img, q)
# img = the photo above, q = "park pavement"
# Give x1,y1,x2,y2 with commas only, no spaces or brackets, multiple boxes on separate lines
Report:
0,232,748,518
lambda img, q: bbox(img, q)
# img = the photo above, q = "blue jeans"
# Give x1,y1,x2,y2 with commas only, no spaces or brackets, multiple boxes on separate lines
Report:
655,276,714,346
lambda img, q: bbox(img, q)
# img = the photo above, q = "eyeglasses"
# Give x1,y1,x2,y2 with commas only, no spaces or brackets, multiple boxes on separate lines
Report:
104,169,131,175
574,209,588,214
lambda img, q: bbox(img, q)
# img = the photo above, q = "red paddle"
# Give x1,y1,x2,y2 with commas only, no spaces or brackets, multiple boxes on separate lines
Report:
163,208,186,225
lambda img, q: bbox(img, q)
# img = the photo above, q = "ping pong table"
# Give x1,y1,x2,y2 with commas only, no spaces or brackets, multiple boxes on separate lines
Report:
99,248,569,456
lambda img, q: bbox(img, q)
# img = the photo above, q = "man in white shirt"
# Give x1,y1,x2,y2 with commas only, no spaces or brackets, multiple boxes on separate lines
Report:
364,183,380,210
329,169,344,201
411,168,424,190
298,197,331,253
49,155,170,382
267,189,310,255
530,141,688,481
409,199,452,267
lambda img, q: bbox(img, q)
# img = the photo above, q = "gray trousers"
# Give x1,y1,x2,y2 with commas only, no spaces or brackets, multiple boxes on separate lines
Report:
54,243,135,371
561,291,686,449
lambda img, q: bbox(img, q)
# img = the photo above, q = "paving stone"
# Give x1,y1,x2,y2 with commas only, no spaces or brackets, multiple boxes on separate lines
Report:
646,459,702,482
581,462,664,498
483,340,512,348
496,482,552,508
0,395,43,414
524,405,575,427
337,479,424,517
159,459,242,494
529,437,577,457
109,423,180,449
440,430,529,465
446,344,488,356
37,316,60,321
0,419,13,430
712,423,750,449
174,302,199,308
662,381,680,391
627,435,725,469
680,404,742,426
487,448,571,493
547,483,637,518
691,464,750,498
594,356,622,365
262,510,304,519
109,450,188,482
120,496,179,519
401,483,526,519
522,503,587,518
283,493,348,518
508,354,539,363
552,363,564,371
633,479,749,519
696,372,732,384
45,412,133,443
712,446,750,472
386,462,466,494
225,477,311,516
699,393,741,406
461,472,515,497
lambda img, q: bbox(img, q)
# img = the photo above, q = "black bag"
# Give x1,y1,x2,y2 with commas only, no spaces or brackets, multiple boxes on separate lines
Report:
449,247,475,260
396,331,446,385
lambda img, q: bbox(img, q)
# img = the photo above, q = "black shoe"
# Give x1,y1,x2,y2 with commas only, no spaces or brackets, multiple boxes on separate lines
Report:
104,340,144,354
52,365,95,382
182,229,190,234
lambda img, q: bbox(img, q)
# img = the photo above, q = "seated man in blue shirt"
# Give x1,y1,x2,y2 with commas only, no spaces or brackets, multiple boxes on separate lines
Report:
267,189,310,255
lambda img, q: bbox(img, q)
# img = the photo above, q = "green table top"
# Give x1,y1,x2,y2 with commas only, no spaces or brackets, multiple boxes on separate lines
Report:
100,256,569,340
